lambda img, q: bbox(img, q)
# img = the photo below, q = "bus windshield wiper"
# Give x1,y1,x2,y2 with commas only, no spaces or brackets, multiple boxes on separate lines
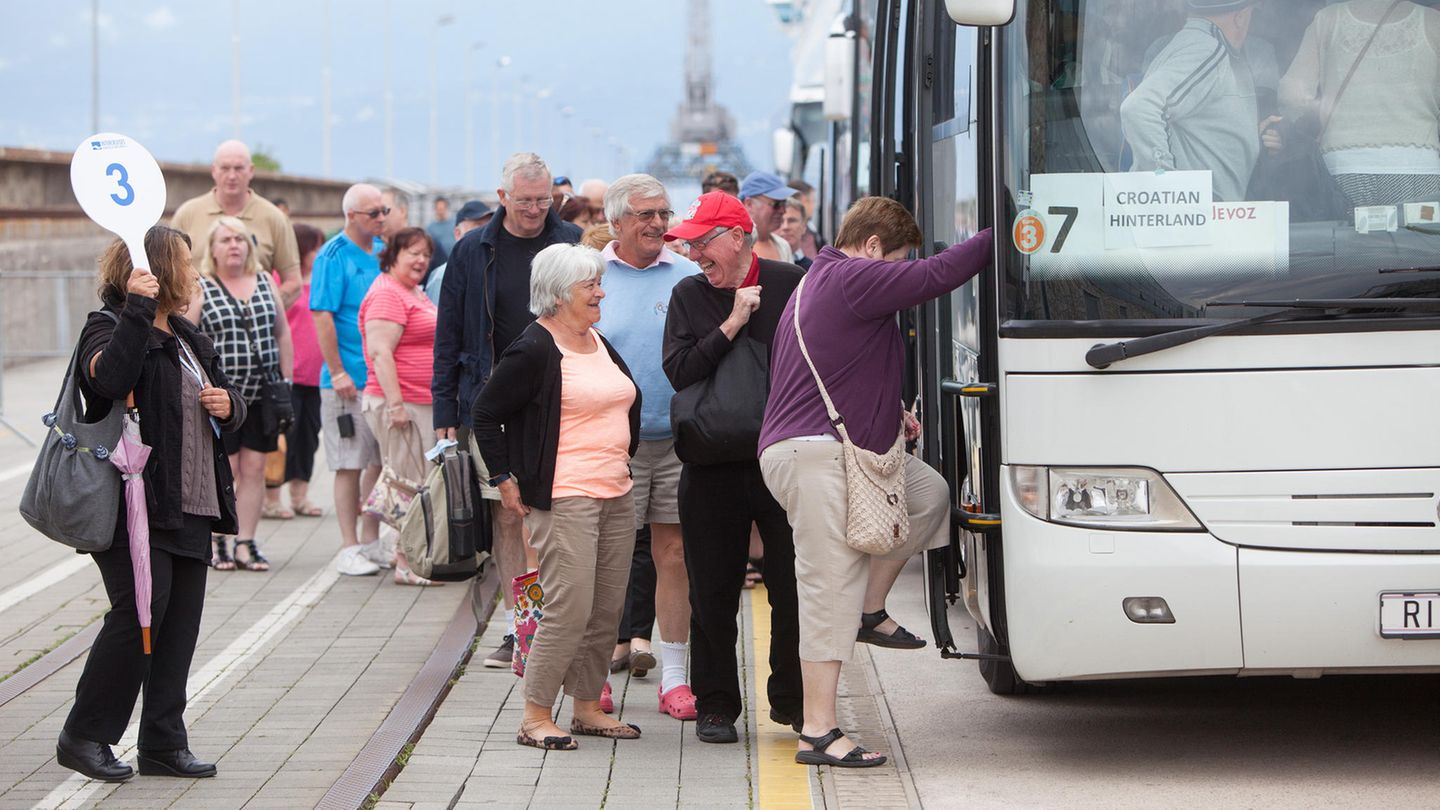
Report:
1085,298,1440,369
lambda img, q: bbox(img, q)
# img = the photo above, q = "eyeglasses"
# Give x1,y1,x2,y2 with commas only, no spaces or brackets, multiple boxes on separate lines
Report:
508,196,553,211
627,208,674,223
682,228,728,254
765,199,786,211
355,206,392,219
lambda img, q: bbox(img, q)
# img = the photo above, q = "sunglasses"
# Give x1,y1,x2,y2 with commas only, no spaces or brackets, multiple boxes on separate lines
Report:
553,176,571,186
356,206,392,219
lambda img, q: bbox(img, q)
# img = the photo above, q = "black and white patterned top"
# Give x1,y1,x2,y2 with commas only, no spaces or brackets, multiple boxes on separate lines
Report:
198,272,280,402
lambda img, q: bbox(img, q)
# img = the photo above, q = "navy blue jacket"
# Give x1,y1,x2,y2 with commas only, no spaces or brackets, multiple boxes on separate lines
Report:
431,206,582,430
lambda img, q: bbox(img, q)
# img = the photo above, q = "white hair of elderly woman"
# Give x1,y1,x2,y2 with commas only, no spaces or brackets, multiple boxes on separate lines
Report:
501,152,551,193
529,243,606,318
603,173,670,234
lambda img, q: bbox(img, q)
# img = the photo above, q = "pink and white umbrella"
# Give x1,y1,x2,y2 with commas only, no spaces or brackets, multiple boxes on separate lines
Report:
107,398,153,655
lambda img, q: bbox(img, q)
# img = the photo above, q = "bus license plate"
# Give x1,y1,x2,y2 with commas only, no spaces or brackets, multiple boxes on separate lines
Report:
1379,592,1440,639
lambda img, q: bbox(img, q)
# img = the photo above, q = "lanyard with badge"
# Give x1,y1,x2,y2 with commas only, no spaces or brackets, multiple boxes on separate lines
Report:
177,337,222,438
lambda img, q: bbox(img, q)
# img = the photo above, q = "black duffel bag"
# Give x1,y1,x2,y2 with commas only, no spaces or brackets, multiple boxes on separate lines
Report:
670,332,769,466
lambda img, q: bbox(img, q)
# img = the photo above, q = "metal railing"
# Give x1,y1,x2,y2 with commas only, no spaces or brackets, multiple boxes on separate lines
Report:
0,270,97,446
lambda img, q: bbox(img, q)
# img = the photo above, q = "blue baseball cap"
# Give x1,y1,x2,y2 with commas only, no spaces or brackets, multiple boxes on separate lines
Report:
738,171,799,201
455,200,493,224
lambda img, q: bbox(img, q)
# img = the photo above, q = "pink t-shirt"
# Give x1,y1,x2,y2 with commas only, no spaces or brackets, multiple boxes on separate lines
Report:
277,273,323,387
551,330,636,500
359,272,438,404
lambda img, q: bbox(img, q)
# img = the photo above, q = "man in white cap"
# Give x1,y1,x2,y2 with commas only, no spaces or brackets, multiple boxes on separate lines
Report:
737,171,798,263
1120,0,1281,202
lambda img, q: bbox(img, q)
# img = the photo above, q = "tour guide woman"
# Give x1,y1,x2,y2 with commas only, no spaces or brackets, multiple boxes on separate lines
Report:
59,225,245,781
758,197,992,768
471,243,644,750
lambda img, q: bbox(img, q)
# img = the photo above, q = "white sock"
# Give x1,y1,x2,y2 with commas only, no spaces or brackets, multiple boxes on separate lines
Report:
658,640,688,694
504,609,516,639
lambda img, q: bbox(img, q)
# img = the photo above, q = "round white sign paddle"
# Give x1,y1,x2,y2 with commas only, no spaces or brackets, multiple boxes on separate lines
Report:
70,133,166,271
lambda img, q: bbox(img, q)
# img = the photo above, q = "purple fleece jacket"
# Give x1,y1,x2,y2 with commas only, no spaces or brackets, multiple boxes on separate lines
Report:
758,229,994,456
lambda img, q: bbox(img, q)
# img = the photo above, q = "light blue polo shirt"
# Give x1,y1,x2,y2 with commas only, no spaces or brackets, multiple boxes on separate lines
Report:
309,231,384,390
597,243,699,440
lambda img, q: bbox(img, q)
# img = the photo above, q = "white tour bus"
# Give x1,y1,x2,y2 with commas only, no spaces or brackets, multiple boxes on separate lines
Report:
805,0,1440,693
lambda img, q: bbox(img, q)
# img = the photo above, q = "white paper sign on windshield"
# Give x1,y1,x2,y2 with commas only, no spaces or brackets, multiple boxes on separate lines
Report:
1102,171,1212,249
70,133,167,271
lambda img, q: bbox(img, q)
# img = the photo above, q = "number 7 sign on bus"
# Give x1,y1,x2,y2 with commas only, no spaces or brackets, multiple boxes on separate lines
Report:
70,133,166,271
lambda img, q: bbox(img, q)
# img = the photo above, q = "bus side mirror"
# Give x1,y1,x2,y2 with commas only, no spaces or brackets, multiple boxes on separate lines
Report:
944,0,1015,26
823,28,855,122
773,128,798,177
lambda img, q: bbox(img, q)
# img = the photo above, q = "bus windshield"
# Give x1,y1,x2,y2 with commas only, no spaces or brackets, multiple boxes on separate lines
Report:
1000,0,1440,323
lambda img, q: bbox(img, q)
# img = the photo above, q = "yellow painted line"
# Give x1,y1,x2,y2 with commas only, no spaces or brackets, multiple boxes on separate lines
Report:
749,584,814,809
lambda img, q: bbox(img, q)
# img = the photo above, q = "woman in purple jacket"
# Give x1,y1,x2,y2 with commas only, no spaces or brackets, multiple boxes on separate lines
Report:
759,196,992,768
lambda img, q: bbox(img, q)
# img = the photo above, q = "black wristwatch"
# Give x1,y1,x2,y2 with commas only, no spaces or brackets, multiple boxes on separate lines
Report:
488,472,513,487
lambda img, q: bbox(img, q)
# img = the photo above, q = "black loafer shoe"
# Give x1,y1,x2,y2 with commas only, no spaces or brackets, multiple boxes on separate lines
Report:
56,729,133,782
136,748,217,778
695,713,739,744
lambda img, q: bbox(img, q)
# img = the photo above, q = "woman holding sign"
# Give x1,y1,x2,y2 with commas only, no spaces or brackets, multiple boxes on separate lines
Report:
192,216,294,572
59,225,244,781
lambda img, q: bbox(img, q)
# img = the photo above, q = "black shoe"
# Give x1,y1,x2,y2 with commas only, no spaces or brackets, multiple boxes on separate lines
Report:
483,635,516,668
695,713,739,744
56,730,133,782
768,708,804,734
136,748,217,778
856,609,926,650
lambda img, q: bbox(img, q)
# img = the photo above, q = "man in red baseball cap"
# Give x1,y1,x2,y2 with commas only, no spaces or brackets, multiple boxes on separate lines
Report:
659,190,806,745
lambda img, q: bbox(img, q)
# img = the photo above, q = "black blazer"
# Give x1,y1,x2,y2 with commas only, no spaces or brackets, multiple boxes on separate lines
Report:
78,293,246,538
470,321,641,511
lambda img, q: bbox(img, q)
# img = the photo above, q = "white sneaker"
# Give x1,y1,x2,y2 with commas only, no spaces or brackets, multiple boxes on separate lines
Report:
336,545,381,576
359,539,394,569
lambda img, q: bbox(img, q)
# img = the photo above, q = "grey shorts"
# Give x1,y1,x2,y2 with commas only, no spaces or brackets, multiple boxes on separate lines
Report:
629,438,681,526
320,387,381,471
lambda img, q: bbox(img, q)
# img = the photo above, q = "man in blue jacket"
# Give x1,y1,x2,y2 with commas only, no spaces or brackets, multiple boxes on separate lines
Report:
432,152,581,667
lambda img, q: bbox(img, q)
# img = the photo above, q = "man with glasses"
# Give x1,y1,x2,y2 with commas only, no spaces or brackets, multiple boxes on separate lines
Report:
172,139,303,306
738,171,798,263
660,190,805,744
380,187,411,242
596,173,703,722
310,183,388,576
433,153,582,668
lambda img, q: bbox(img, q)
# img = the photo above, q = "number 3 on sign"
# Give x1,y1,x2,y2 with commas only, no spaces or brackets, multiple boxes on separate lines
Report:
106,163,135,206
1013,209,1046,254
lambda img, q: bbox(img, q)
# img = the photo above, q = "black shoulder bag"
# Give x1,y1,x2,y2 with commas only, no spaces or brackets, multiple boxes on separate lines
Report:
669,326,770,466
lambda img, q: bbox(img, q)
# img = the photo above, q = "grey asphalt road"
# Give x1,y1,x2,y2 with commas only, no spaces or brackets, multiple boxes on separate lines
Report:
872,557,1440,809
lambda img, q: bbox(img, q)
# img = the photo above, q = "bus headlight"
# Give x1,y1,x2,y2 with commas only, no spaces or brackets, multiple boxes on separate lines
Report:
1010,466,1203,531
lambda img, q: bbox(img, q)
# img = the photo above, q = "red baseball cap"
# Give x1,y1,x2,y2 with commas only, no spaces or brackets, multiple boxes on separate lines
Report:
664,191,754,242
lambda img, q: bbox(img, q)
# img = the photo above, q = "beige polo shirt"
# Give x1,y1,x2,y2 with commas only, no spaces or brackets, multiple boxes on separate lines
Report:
171,190,300,276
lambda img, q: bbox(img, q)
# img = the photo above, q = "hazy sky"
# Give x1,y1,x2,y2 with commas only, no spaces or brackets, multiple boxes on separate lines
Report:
0,0,795,190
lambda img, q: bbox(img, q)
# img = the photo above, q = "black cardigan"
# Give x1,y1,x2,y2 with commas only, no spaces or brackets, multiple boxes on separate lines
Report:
470,320,641,510
662,260,804,391
77,293,247,545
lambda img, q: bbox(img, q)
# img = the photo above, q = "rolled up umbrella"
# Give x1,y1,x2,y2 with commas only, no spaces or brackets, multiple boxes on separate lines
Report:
108,398,153,654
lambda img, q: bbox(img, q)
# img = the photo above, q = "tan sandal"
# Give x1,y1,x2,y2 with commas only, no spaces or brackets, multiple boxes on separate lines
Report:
516,719,577,751
394,566,441,587
261,502,294,520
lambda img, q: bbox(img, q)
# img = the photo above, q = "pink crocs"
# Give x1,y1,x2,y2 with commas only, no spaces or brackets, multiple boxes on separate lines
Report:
657,684,698,721
600,681,615,714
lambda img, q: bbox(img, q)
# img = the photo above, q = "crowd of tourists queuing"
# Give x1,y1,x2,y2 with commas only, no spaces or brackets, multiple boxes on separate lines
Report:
54,137,991,780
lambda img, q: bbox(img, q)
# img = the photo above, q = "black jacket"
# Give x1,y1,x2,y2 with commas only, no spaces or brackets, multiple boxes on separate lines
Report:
78,293,246,539
432,207,583,431
662,259,804,391
470,321,641,511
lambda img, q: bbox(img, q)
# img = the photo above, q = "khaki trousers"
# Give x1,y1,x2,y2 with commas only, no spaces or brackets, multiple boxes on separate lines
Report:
522,491,637,707
759,439,950,663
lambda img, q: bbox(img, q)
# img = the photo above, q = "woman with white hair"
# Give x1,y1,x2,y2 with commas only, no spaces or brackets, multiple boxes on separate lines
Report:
471,243,644,750
192,215,293,572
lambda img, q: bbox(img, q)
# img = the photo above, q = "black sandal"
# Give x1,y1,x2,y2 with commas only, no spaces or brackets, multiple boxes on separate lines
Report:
794,727,887,768
233,539,270,572
856,609,926,649
210,536,235,571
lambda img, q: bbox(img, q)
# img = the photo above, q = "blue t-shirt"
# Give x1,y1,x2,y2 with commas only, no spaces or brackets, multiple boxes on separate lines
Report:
309,232,383,389
597,246,700,440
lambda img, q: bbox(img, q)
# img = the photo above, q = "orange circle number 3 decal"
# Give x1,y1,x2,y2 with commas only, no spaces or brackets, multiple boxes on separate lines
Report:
1013,211,1045,254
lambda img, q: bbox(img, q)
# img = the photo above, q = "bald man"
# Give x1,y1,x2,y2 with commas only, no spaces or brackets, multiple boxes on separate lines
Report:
172,140,303,306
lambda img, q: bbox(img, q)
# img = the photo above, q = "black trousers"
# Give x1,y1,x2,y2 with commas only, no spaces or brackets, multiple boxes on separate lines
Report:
617,525,655,642
65,537,208,751
678,461,802,721
284,383,323,483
